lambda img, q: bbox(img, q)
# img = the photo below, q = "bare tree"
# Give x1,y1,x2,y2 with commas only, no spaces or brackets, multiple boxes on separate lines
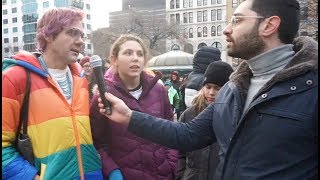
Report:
91,9,184,57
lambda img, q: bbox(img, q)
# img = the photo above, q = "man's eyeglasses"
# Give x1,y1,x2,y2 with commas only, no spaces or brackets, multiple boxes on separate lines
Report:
66,28,87,41
229,15,265,28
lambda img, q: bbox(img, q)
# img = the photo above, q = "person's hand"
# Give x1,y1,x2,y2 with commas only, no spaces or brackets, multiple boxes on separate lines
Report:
34,175,40,180
98,92,132,126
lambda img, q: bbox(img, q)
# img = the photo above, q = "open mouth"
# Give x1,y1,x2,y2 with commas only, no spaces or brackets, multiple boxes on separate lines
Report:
71,49,80,54
130,65,140,69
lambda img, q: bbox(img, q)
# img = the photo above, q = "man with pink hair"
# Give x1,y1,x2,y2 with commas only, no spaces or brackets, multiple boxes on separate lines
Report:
2,8,106,179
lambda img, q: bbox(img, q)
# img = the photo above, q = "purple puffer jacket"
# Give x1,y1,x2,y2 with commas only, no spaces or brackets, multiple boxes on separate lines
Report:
90,71,178,180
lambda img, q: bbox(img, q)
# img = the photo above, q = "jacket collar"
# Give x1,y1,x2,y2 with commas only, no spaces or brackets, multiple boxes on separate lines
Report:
229,36,318,101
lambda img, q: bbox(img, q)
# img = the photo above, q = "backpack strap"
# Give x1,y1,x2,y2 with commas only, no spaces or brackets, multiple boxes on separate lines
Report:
16,69,31,136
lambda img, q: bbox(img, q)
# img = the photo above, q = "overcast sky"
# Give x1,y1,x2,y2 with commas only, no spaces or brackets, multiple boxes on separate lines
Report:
91,0,122,30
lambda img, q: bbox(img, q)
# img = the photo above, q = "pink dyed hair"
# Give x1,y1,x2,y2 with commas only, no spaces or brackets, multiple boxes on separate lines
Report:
36,8,85,52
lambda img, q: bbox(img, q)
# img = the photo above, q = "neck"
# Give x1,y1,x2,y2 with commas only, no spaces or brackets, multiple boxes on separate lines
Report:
42,51,68,70
119,73,141,90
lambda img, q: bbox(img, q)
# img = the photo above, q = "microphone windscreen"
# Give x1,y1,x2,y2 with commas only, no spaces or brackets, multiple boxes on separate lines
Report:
90,55,102,68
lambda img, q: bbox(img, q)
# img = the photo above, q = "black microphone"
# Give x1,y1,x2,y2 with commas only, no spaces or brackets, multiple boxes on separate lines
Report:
90,55,112,115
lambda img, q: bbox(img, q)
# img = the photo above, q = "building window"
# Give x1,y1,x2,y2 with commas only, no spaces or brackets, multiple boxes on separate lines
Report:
176,13,180,23
170,14,175,23
189,0,193,7
4,28,9,34
197,11,202,22
217,25,222,36
3,19,8,24
198,43,207,49
87,44,91,49
2,0,7,5
3,9,7,15
23,23,37,33
23,44,36,52
203,10,207,22
54,0,68,7
189,28,193,38
13,37,18,42
4,38,9,43
13,46,19,52
11,0,17,3
176,0,180,8
13,27,18,33
22,13,38,23
211,0,216,4
203,0,207,5
183,13,188,23
12,17,17,23
217,0,222,3
217,9,222,20
4,47,10,53
86,3,90,9
197,0,202,6
183,0,188,7
23,34,36,43
87,24,91,30
184,28,188,38
212,42,222,51
87,14,91,20
203,26,208,37
211,9,216,21
43,1,49,8
22,3,38,14
197,27,202,37
170,0,174,9
232,0,238,7
12,7,17,13
211,26,216,36
189,12,193,23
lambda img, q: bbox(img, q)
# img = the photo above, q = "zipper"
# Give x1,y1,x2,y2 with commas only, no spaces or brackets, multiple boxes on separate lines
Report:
47,77,84,180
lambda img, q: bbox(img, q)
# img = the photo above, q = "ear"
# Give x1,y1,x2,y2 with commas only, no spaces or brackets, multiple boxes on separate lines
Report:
260,16,281,37
44,35,54,43
110,55,117,66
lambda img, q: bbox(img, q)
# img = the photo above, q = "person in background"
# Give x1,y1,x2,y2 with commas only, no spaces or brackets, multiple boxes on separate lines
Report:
2,8,103,179
79,56,97,100
164,81,180,119
96,0,318,179
176,61,234,180
169,71,182,119
184,47,222,108
90,34,178,180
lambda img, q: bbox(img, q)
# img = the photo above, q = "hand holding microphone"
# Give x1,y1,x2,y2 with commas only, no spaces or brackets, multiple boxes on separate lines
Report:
90,55,112,115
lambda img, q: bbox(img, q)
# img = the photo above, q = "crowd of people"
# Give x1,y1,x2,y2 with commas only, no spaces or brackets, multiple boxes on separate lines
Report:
2,0,318,179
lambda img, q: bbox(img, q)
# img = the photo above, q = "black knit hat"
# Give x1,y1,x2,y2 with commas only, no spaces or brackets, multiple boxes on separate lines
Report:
202,61,234,87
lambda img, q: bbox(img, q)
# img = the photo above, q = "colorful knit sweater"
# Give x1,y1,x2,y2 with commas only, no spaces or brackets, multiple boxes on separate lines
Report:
2,51,102,180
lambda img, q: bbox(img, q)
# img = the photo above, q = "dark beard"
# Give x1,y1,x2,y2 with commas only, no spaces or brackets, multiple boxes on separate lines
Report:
227,24,265,60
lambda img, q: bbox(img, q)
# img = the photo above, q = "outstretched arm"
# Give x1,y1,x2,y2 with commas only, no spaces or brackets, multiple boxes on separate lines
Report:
98,92,216,152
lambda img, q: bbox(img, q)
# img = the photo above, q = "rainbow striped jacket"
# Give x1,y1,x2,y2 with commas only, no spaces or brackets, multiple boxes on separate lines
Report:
2,51,103,180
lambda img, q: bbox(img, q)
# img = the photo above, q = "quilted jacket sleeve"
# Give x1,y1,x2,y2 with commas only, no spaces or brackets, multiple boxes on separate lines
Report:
162,88,179,177
90,94,119,178
2,71,38,179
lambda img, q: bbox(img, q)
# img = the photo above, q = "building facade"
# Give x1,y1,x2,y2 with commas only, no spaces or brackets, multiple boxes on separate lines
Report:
166,0,238,65
2,0,93,58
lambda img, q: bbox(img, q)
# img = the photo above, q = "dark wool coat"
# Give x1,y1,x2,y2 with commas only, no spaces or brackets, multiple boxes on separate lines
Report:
90,72,178,180
176,105,220,180
128,36,318,180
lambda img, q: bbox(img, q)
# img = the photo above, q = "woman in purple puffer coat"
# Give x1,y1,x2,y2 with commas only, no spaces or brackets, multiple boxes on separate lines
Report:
90,34,178,180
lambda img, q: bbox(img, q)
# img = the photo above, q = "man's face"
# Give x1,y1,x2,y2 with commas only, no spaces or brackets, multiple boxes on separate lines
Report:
223,0,266,60
46,20,85,66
